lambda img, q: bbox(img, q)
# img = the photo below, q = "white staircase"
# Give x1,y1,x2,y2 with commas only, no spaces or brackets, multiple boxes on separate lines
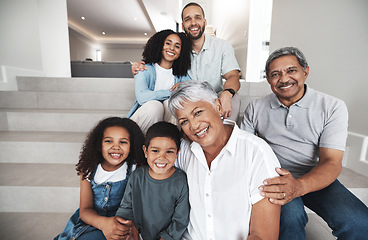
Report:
0,77,135,239
0,77,366,240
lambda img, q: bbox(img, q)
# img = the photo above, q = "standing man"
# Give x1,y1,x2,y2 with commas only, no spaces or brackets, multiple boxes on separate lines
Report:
133,2,241,122
241,46,368,239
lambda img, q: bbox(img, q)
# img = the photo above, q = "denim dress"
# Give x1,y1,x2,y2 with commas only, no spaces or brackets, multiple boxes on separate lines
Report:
54,165,133,240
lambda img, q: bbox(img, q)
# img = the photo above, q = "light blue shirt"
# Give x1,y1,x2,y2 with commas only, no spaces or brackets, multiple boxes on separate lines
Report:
241,85,348,178
188,34,240,93
127,64,190,118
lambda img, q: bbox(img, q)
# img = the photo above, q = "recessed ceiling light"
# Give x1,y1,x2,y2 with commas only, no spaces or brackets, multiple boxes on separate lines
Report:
144,33,148,36
134,17,138,21
81,16,85,20
102,32,106,35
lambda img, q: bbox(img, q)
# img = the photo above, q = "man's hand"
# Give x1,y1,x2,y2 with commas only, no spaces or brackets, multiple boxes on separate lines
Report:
170,82,181,92
131,61,147,75
259,168,303,205
219,90,233,119
101,216,133,240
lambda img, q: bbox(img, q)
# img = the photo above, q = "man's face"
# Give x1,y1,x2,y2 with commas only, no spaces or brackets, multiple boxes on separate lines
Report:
267,55,309,106
182,6,206,40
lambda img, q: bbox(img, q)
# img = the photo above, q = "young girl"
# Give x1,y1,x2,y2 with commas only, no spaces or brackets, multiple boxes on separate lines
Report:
54,117,145,240
127,29,192,134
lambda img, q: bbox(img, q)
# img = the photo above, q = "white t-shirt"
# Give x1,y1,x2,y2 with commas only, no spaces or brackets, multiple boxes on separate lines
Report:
93,162,135,184
154,63,175,91
177,120,280,240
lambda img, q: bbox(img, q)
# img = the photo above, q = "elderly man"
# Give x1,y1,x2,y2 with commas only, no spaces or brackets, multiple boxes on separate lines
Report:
133,2,241,122
241,47,368,239
168,80,280,240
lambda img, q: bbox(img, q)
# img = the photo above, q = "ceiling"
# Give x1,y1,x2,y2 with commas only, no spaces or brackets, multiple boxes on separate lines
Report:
67,0,183,44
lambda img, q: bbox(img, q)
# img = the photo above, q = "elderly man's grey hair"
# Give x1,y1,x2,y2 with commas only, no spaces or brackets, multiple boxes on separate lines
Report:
265,47,308,78
168,80,218,117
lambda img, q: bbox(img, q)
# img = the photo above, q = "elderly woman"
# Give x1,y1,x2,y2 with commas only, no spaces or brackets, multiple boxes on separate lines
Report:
168,80,281,240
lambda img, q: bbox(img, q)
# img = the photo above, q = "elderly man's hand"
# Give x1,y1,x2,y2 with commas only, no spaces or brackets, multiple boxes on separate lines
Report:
259,168,302,205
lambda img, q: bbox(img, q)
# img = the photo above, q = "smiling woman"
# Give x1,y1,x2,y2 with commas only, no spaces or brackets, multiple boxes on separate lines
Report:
127,29,192,134
168,80,282,239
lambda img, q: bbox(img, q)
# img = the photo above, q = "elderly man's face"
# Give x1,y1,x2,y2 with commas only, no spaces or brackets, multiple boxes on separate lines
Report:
176,99,223,148
267,55,309,107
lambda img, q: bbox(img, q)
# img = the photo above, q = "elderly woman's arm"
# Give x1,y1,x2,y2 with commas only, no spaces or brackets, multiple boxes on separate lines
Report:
247,198,280,240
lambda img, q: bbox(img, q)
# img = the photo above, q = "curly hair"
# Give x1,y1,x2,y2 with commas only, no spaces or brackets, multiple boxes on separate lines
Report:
76,117,145,180
142,29,191,77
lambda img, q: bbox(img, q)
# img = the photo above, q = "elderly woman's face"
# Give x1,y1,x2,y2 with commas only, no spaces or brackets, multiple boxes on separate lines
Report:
176,99,223,148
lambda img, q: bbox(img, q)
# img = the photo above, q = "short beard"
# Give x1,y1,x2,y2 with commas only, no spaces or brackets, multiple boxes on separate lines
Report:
185,27,205,40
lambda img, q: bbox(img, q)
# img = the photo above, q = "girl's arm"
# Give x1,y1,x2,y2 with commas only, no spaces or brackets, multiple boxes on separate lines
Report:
247,198,280,240
79,176,132,240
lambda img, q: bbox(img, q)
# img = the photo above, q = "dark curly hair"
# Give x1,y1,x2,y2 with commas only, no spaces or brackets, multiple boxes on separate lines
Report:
145,121,181,150
142,29,191,77
76,117,145,180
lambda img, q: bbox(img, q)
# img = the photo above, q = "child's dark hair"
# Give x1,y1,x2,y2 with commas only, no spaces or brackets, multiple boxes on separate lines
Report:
142,29,191,77
145,121,181,151
76,117,145,180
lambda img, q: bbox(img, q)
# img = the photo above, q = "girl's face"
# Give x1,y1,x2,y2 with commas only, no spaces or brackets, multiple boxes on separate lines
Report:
101,126,131,171
161,34,182,63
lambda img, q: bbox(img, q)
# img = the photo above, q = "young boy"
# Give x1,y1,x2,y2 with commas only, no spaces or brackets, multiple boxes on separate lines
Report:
116,121,189,240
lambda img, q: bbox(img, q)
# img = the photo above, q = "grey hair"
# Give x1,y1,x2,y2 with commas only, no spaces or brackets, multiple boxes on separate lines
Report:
265,47,308,78
168,80,218,117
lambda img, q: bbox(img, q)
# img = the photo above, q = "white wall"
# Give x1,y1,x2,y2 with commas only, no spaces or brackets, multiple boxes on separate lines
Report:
69,28,144,62
69,28,96,61
211,0,250,77
0,0,70,91
270,0,368,136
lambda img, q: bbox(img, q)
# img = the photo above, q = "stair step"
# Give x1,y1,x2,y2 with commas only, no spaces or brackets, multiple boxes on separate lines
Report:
0,109,128,132
17,76,135,92
0,163,79,187
0,91,135,110
0,212,74,240
0,163,80,212
0,131,85,164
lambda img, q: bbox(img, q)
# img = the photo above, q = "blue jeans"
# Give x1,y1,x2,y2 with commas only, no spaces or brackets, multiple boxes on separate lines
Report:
279,180,368,240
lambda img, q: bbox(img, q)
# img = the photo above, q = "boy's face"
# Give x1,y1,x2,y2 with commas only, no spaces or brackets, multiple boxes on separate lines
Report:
143,137,178,180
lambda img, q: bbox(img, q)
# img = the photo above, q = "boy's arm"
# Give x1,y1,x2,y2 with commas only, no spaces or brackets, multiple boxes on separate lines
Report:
116,176,135,220
159,180,190,240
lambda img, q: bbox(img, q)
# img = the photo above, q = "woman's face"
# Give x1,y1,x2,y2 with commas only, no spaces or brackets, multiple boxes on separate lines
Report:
161,34,182,63
175,99,224,149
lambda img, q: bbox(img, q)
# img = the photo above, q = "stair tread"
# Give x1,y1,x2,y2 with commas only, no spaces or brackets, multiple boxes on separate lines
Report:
0,163,79,187
0,131,87,142
0,212,73,240
0,108,127,114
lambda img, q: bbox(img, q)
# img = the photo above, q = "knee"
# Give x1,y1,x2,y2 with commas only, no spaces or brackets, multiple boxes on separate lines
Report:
280,199,308,226
140,101,164,120
334,209,368,238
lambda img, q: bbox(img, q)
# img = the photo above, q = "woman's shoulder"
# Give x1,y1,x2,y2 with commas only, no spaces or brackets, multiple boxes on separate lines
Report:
135,64,156,78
